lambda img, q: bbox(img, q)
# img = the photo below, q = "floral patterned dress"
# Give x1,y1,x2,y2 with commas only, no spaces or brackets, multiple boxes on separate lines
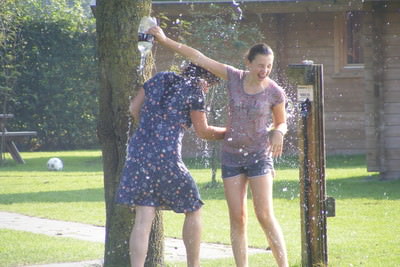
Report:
116,72,205,213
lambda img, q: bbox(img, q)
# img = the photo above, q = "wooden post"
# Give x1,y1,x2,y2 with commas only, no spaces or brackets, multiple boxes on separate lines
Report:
288,63,332,267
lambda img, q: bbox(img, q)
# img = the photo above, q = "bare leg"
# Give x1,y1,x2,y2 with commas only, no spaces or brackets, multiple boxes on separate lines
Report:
223,174,249,267
249,173,288,267
183,208,202,267
129,206,156,267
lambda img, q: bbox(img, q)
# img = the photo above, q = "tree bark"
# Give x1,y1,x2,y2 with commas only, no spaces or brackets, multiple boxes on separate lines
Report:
95,0,164,266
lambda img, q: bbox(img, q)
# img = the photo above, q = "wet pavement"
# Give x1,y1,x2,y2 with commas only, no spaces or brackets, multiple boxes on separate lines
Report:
0,211,268,266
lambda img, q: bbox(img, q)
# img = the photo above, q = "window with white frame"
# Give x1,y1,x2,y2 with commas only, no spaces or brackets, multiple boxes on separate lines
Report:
334,11,364,73
346,11,364,65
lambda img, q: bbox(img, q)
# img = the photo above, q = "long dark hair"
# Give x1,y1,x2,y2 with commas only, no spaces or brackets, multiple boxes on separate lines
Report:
181,62,220,86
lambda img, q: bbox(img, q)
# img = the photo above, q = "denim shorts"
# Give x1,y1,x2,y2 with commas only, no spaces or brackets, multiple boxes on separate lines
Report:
221,158,274,179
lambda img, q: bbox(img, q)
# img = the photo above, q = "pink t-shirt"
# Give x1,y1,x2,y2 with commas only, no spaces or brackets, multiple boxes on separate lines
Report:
221,66,286,167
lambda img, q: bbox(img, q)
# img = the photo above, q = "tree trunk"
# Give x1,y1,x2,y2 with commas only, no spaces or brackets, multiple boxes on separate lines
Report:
95,0,164,266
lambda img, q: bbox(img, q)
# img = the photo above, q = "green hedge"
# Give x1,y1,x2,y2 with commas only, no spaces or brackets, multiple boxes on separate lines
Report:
1,0,98,150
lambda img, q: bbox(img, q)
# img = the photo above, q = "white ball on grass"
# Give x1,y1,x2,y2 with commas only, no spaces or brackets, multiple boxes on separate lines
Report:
47,158,63,171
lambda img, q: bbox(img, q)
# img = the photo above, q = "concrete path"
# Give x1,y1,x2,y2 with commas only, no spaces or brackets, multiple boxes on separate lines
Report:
0,211,268,266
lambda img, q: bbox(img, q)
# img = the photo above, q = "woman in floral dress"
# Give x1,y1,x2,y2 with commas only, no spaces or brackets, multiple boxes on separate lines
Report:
116,63,226,267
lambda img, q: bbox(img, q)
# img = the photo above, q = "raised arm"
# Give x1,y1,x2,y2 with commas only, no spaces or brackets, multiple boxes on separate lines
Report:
148,26,228,80
129,87,145,122
190,110,226,140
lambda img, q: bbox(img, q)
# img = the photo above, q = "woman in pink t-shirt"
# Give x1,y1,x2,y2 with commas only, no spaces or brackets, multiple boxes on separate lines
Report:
150,26,288,267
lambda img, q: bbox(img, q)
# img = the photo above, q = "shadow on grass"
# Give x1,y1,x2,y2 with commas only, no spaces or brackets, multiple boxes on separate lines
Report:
2,153,398,207
264,154,368,170
185,154,367,170
0,188,104,204
1,153,366,173
0,156,103,173
1,175,398,207
198,174,400,201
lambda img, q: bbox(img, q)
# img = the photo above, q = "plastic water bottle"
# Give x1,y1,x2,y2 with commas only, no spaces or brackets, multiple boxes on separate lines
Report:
138,16,157,55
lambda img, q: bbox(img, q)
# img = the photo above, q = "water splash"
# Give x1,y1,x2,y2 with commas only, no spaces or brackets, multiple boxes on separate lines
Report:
231,0,243,21
137,50,147,75
137,16,157,75
125,118,132,159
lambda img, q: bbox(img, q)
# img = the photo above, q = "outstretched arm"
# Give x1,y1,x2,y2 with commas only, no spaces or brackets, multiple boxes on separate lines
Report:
129,87,145,122
191,110,226,140
148,26,228,80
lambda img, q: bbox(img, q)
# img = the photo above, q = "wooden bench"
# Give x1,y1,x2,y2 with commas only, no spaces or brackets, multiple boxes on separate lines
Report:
1,131,38,138
1,114,37,164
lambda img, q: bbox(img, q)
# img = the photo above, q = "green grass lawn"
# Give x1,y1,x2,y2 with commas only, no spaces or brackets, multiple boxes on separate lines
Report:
0,151,399,266
0,229,104,267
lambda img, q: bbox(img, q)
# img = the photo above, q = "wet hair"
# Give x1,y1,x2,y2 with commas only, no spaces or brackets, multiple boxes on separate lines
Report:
246,43,274,62
181,62,220,86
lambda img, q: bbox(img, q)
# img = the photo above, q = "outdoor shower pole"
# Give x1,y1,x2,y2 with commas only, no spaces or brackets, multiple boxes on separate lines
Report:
287,63,333,267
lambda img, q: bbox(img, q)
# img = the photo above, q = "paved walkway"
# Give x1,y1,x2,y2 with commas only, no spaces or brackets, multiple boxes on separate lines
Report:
0,211,268,266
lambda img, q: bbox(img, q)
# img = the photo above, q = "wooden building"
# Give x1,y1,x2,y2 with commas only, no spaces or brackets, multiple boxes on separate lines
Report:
152,0,400,179
363,2,400,180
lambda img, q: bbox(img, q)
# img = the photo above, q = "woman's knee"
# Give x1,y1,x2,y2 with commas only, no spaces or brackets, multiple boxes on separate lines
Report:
229,210,247,228
185,208,201,218
134,206,156,227
255,208,275,226
184,208,202,224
